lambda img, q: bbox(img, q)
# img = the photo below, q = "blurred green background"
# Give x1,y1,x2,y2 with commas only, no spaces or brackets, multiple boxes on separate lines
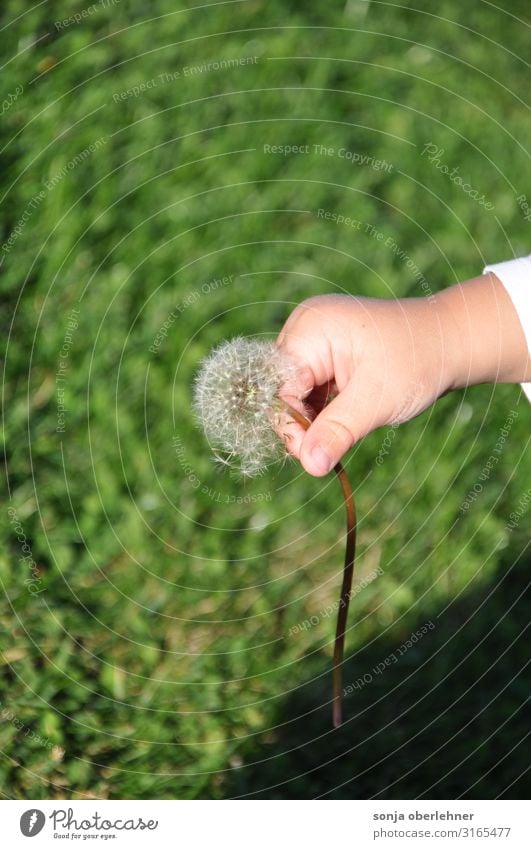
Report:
1,0,529,799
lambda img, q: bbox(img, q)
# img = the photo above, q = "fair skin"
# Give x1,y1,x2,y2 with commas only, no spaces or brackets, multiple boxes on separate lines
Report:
276,273,531,476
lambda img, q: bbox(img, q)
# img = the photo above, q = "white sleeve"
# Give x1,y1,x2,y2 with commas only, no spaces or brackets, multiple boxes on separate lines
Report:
483,255,531,401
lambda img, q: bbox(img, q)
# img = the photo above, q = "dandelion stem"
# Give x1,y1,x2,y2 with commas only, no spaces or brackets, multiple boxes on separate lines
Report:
280,401,357,728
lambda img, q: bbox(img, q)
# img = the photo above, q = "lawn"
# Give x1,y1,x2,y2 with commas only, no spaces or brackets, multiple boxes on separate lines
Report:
1,0,529,799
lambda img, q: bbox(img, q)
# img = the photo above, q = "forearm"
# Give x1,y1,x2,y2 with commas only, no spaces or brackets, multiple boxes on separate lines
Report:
437,274,531,390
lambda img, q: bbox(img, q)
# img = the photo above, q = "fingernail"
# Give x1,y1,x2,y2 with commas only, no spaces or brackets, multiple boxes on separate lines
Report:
309,445,333,475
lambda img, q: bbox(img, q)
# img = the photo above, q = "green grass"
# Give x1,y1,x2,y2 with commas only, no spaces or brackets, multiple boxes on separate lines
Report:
1,0,530,799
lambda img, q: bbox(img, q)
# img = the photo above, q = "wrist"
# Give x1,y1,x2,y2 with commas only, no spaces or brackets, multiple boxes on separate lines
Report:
409,293,460,401
437,274,531,390
434,287,468,392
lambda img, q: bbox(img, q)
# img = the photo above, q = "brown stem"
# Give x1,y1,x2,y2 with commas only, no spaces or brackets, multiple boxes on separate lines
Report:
280,401,357,728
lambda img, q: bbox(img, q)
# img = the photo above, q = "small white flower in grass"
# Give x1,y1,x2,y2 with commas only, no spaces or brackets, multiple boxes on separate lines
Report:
193,337,298,477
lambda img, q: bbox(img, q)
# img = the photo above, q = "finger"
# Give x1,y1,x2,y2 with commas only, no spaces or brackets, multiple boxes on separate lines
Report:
299,381,385,476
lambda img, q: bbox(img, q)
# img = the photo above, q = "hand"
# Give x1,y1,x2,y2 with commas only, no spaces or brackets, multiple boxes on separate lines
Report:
276,276,529,476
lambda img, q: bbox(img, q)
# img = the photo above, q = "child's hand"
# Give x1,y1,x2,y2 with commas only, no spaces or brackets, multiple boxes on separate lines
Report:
276,293,452,475
276,277,529,476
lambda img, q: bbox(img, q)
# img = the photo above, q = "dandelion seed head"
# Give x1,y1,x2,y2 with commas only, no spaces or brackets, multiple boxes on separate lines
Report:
193,337,298,477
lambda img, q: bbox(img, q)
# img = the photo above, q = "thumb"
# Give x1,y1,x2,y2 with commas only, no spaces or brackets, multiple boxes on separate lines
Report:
299,386,378,476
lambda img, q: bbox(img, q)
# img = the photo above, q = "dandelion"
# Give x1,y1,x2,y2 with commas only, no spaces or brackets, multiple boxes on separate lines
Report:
193,335,357,727
193,337,298,477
